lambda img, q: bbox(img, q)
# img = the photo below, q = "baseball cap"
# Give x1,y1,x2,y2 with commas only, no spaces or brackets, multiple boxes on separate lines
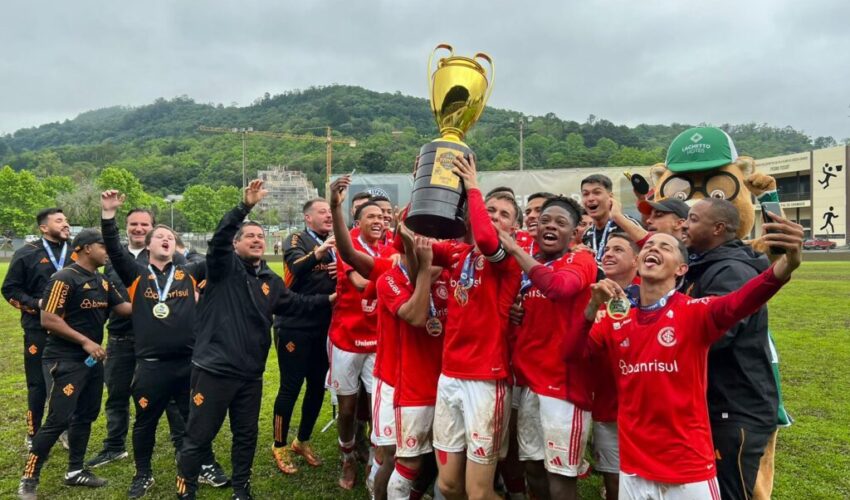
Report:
72,229,105,251
646,198,690,219
665,127,738,173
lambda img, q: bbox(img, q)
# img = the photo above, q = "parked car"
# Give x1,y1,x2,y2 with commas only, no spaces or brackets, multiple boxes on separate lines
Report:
803,238,837,250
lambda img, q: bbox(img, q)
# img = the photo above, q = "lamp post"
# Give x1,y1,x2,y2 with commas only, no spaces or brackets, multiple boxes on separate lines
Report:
164,194,183,229
509,115,533,171
231,127,254,191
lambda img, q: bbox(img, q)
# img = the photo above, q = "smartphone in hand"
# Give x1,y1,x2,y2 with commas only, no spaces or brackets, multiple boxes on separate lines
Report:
761,201,786,255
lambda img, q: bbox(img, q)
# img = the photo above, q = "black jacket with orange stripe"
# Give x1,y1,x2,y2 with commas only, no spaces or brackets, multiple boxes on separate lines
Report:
2,238,76,331
277,228,337,331
102,217,204,360
192,203,333,380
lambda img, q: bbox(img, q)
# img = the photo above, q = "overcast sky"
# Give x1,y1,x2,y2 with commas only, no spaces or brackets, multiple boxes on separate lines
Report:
1,0,848,140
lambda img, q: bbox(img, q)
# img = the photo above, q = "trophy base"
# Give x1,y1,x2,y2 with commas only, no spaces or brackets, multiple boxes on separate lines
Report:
405,140,471,239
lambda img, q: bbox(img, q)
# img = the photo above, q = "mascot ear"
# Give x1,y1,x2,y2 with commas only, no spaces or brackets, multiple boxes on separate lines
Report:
649,163,668,188
734,156,756,177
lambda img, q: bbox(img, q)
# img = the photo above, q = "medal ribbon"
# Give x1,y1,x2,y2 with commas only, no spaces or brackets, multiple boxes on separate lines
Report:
42,239,68,272
147,265,176,304
590,220,614,261
307,228,336,262
629,286,676,312
398,263,437,318
357,234,378,258
458,251,477,289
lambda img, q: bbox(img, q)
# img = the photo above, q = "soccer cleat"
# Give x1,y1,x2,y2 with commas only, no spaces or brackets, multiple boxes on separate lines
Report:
17,478,38,500
58,431,69,451
291,438,322,467
64,469,107,488
85,449,128,468
272,445,298,475
199,462,230,487
339,455,357,490
231,489,254,500
128,473,155,498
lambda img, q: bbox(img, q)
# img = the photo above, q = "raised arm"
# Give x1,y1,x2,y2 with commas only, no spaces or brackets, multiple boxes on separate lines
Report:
451,155,503,260
610,198,648,245
329,175,376,277
396,237,434,328
101,190,143,286
207,179,266,281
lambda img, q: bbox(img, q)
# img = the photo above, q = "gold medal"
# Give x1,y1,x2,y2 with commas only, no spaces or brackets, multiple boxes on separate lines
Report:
606,297,631,320
425,317,443,336
152,302,170,319
454,286,469,307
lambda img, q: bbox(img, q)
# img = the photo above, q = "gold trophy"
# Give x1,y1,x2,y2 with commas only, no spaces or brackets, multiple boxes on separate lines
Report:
405,43,494,239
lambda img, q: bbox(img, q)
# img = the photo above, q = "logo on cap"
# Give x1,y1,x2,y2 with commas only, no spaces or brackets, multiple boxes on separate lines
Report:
690,132,703,143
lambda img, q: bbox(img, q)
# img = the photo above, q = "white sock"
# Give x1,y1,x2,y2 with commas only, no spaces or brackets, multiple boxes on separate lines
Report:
387,468,414,500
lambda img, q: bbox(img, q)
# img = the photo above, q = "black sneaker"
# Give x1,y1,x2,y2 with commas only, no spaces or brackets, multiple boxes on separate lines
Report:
64,469,107,488
58,431,69,451
231,488,254,500
199,462,229,488
85,449,128,468
128,473,155,498
17,478,38,500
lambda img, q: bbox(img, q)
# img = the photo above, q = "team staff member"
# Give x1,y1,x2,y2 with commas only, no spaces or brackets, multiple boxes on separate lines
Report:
430,155,522,500
3,208,74,448
100,190,218,498
568,215,802,499
272,198,337,474
588,232,641,500
176,180,333,500
682,198,780,500
18,229,132,500
88,208,191,472
501,196,597,500
580,174,640,262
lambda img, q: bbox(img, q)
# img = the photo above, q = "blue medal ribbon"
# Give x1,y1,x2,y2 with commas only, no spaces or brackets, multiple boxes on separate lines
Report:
357,234,378,258
307,228,336,262
519,258,557,295
147,264,176,304
590,221,614,261
42,239,68,272
458,251,477,289
627,285,676,312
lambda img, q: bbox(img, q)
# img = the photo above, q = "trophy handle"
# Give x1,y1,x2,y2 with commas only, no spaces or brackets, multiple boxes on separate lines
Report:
473,52,495,107
428,43,454,101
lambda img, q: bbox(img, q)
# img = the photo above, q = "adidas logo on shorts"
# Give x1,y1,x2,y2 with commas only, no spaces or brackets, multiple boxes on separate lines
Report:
473,447,487,458
549,456,564,467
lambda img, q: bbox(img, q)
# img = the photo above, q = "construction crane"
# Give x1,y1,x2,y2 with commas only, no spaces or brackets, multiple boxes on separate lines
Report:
199,126,356,190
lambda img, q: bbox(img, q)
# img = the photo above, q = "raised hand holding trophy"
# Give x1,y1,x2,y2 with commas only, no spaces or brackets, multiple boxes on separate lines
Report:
405,43,494,239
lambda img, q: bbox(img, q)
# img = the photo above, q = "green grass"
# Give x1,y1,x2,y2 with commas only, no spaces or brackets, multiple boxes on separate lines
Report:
0,261,848,499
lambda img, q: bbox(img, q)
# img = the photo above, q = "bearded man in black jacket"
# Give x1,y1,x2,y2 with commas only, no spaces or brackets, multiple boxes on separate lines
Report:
176,180,335,500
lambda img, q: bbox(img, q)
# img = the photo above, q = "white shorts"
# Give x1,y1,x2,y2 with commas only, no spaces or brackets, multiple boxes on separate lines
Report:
516,387,591,477
371,378,396,446
620,473,721,500
432,375,511,465
329,344,375,396
592,421,620,474
395,405,435,458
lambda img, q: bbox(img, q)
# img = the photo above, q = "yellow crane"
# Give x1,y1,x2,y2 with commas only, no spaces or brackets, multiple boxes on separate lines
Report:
199,126,357,189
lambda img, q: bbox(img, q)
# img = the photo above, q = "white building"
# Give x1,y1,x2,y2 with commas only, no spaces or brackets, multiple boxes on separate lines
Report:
256,166,318,228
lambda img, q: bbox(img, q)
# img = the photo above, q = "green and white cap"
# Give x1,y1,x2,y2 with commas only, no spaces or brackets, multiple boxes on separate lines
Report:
665,127,738,173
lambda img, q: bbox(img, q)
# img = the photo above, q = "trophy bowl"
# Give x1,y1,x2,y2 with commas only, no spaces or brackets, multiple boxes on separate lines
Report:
405,44,494,239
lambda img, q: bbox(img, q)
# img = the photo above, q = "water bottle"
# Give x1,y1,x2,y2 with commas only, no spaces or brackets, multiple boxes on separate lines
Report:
84,355,98,367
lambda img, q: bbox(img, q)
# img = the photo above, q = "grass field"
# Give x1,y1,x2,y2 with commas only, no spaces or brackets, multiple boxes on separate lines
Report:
0,261,848,499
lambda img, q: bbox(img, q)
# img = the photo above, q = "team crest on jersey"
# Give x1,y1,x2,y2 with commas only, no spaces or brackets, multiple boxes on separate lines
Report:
657,327,677,347
406,437,417,448
28,344,38,355
174,269,185,281
286,341,296,353
383,426,393,437
63,384,75,396
138,397,149,409
475,255,485,271
101,279,109,291
261,283,270,296
435,284,449,300
193,393,205,406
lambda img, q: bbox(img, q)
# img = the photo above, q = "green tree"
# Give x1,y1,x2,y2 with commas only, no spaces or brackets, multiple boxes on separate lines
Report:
42,176,76,200
56,180,101,228
0,166,51,236
96,166,155,212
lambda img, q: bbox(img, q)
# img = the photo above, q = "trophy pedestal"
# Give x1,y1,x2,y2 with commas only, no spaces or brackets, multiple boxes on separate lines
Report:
405,140,471,239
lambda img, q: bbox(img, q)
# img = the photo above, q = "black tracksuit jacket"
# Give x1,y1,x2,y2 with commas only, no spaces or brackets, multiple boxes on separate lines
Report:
191,203,332,380
276,228,337,332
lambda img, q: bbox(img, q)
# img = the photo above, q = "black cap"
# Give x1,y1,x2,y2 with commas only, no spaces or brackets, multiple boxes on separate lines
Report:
72,229,105,251
647,198,690,219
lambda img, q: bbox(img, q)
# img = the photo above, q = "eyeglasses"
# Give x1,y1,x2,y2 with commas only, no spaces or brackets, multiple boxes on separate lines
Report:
659,171,740,202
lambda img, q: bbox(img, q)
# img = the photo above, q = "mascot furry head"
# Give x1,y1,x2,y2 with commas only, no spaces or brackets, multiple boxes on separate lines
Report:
647,126,779,240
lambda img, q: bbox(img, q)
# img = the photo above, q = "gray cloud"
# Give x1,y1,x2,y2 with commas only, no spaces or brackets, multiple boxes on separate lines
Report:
1,0,847,141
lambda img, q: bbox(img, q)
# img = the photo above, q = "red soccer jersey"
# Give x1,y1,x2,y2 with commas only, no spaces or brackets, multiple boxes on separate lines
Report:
516,230,535,255
513,251,596,407
374,265,405,386
590,347,618,423
328,233,382,353
587,267,785,483
376,267,450,407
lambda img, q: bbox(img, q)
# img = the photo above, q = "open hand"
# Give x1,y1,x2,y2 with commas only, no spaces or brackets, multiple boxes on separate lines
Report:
101,190,126,218
451,154,479,190
762,212,804,280
329,176,351,209
244,179,267,208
